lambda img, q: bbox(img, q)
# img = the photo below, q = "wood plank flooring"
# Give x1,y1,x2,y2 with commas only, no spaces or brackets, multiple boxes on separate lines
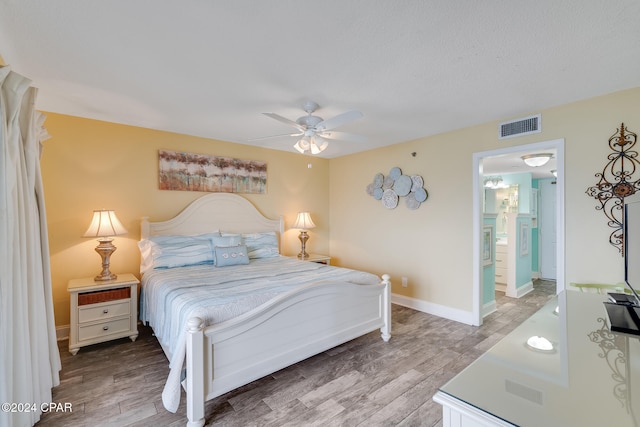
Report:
36,280,556,427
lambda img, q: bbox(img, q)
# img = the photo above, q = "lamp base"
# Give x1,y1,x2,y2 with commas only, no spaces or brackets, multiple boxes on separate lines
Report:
94,238,118,282
95,272,117,282
297,230,310,259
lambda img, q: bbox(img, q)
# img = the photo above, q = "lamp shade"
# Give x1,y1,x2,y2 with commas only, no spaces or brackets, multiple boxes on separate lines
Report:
292,212,316,230
521,153,553,167
293,136,328,155
83,210,128,238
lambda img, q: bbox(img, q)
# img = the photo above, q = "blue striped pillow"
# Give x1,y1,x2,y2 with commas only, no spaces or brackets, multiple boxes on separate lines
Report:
221,231,279,259
147,233,219,270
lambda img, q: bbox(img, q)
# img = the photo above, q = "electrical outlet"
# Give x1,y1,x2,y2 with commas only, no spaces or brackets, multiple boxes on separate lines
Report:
401,277,408,287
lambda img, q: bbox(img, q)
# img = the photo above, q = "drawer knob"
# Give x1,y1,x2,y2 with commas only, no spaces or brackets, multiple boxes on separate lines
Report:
103,309,109,314
103,326,109,331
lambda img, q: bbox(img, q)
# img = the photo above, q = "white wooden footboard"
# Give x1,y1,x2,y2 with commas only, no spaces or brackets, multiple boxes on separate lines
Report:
184,274,391,427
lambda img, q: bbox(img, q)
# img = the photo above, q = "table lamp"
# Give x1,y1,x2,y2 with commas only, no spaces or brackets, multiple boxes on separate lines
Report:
83,209,128,281
292,212,315,259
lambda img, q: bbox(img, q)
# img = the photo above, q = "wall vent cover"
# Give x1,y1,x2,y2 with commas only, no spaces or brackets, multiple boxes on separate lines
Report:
499,114,541,139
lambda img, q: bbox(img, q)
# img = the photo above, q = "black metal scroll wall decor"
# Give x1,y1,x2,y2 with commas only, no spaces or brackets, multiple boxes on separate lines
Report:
366,167,428,209
586,123,640,255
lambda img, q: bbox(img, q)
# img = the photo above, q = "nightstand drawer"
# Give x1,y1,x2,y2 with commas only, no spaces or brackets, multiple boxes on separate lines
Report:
78,317,131,342
79,300,131,323
78,286,130,305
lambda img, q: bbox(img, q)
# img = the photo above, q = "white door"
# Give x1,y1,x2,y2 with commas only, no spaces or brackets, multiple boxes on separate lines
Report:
539,179,557,280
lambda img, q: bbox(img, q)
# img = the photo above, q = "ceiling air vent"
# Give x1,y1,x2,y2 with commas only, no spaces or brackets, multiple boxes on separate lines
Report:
499,114,541,139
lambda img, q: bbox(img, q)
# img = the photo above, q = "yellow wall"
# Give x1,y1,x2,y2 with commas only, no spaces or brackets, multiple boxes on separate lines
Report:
41,87,640,328
330,87,640,312
41,113,330,327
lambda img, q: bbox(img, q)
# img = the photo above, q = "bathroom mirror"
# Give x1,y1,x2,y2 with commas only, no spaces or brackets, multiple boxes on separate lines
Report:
485,184,519,235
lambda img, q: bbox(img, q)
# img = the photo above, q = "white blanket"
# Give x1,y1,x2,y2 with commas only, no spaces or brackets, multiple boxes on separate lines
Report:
139,256,380,411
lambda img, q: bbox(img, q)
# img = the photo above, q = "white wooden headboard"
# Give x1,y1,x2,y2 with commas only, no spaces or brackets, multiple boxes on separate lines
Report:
141,193,284,246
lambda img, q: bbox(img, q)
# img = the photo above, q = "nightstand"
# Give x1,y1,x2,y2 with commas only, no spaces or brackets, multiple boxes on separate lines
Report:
298,253,331,265
67,273,139,355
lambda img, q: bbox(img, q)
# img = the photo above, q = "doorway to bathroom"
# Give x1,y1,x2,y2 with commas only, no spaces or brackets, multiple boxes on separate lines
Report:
471,139,565,326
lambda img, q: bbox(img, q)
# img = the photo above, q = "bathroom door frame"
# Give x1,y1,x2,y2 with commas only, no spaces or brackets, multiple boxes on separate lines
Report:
471,138,565,326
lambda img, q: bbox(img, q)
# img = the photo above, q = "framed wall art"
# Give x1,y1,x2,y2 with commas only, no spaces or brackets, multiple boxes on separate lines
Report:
519,222,530,257
158,150,267,194
483,225,494,266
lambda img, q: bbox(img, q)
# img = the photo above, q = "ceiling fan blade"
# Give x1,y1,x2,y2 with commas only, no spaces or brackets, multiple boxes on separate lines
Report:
314,110,363,131
262,113,305,131
316,131,367,143
248,132,302,141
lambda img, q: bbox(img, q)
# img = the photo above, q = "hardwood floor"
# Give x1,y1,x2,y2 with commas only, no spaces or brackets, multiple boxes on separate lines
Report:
36,280,556,427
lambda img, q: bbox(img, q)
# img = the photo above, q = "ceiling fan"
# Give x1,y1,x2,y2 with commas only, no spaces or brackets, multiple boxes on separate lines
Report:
253,101,365,154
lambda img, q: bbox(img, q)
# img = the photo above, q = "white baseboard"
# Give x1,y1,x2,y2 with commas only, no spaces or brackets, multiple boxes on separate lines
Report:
56,296,478,340
506,281,534,298
56,325,69,341
482,300,497,318
391,293,475,325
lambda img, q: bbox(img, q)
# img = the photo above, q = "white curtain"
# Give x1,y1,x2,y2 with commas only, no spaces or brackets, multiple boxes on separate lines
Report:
0,66,61,426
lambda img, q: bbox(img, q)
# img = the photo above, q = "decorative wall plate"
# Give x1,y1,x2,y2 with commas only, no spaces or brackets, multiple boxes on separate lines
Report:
382,189,399,209
373,187,384,200
393,175,412,196
366,166,428,210
373,173,384,188
414,187,428,202
366,183,375,196
389,167,402,179
405,193,421,210
411,175,424,192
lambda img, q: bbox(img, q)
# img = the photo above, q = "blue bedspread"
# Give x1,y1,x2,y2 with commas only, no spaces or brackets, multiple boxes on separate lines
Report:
140,255,380,360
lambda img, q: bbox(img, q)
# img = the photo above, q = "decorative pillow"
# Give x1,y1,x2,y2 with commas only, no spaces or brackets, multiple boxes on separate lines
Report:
138,232,219,273
213,245,250,267
241,231,279,259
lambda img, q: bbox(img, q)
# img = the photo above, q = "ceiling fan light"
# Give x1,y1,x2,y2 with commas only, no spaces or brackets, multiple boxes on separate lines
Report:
293,141,306,153
310,142,321,155
521,153,553,167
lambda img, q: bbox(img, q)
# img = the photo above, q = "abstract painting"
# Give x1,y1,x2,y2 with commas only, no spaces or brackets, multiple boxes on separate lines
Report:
158,150,267,194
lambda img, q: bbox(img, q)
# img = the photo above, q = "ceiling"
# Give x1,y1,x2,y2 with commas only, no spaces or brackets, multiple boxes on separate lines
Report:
1,1,639,164
483,148,557,180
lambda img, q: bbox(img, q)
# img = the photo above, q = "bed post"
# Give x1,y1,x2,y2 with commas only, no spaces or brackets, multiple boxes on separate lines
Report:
381,274,391,342
186,317,205,427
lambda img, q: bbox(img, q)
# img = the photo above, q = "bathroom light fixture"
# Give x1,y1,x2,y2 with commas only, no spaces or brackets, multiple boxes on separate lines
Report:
521,153,553,167
484,176,508,189
292,212,316,259
83,209,128,281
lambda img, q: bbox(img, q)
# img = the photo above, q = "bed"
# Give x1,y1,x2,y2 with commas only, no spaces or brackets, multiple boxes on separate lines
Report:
138,193,391,427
